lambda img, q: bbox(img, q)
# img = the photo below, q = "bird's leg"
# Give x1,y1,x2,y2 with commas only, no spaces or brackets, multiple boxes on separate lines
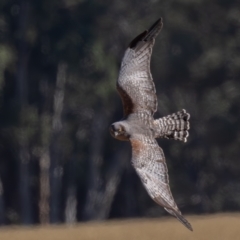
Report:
153,109,190,142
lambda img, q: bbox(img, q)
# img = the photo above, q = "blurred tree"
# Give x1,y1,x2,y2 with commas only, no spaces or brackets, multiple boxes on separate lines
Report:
49,62,67,223
0,176,5,224
16,0,33,224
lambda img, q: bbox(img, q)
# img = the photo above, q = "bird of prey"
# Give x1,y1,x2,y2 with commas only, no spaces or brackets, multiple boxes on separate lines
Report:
109,18,192,231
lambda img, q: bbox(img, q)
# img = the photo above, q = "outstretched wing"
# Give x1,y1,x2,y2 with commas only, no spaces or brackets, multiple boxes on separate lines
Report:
117,18,163,117
130,135,193,231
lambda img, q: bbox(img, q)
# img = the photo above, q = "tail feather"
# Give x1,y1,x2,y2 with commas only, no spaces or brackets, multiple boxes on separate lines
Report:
165,208,193,231
154,109,190,142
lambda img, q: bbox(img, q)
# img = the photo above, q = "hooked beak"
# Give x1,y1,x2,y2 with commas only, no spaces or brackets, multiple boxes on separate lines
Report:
109,125,118,137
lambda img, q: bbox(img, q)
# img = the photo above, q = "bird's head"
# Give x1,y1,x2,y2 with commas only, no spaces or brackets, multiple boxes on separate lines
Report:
109,122,130,141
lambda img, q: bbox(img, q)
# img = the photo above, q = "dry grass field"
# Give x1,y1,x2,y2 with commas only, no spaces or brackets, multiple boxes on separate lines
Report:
0,213,239,240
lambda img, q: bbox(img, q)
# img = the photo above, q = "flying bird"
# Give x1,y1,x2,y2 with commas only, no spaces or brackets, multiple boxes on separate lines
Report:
109,18,192,231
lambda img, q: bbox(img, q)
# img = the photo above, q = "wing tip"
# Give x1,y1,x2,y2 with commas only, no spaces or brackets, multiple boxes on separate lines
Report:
129,17,163,49
165,208,193,231
174,212,193,231
148,17,163,33
129,30,148,49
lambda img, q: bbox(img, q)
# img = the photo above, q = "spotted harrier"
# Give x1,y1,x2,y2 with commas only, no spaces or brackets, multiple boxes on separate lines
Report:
109,18,192,231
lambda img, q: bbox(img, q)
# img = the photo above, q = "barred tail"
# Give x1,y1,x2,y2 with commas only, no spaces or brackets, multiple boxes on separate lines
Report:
165,208,193,231
154,109,190,142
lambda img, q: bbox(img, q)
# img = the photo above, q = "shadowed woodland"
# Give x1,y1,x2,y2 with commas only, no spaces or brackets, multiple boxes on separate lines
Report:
0,0,240,225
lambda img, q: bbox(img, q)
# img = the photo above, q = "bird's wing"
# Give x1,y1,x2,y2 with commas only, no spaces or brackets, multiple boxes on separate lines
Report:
117,18,163,117
130,135,193,231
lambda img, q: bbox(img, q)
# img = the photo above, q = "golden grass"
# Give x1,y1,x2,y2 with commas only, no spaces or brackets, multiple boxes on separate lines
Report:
0,213,239,240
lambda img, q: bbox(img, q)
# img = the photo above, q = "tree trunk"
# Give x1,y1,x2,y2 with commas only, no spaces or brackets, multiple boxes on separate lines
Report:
64,157,77,224
39,150,50,224
97,147,128,219
82,110,107,220
19,142,32,224
17,0,32,225
0,176,5,224
49,63,67,223
38,80,51,224
65,186,77,224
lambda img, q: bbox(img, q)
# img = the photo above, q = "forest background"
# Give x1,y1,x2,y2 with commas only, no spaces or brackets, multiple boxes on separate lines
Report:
0,0,239,226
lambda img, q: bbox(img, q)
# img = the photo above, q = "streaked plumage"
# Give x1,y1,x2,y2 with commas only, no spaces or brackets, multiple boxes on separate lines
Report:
109,18,192,231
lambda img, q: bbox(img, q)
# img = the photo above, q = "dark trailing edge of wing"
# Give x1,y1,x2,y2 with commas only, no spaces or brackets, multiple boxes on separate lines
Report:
117,83,134,116
129,30,148,49
129,18,163,49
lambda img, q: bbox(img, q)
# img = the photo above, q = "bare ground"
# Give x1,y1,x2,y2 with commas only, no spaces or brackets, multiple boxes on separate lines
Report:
0,213,239,240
